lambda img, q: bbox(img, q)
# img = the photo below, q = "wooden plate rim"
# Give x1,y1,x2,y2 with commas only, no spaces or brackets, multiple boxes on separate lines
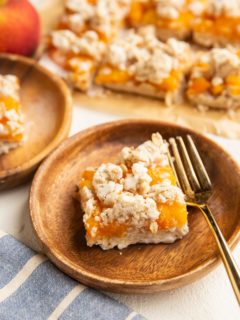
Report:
0,53,72,179
29,119,240,290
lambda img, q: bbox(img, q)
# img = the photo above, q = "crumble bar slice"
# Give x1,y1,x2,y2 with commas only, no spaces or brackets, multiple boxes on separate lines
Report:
95,26,192,105
49,29,106,91
78,133,189,250
127,0,203,41
0,75,25,155
48,0,131,91
186,47,240,109
193,0,240,47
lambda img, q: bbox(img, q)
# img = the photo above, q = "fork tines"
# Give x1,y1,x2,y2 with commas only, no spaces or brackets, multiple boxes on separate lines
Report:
167,135,212,200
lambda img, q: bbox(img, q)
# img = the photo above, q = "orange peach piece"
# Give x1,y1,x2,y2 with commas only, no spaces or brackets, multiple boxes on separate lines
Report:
188,77,211,94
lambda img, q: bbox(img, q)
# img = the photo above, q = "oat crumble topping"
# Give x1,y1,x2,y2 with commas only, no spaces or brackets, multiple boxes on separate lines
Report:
155,0,186,19
207,0,240,18
64,0,131,39
51,29,106,60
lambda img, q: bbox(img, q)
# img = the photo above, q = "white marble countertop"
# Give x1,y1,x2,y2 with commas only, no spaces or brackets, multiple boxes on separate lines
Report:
0,102,240,320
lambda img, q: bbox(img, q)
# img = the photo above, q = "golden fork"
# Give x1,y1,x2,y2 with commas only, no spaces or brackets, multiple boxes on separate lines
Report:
167,135,240,305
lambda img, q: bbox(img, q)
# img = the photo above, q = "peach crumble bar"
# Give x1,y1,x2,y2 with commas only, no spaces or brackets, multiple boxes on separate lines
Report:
61,0,131,42
78,133,189,250
49,29,106,91
48,0,131,91
193,0,240,47
127,0,203,41
0,75,25,155
95,26,192,105
186,47,240,109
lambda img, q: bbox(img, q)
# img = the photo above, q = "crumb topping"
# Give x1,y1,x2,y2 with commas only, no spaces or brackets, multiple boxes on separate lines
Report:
64,0,131,39
207,0,240,18
102,26,190,84
121,132,169,166
155,0,186,19
0,75,20,101
51,29,106,60
191,48,240,81
188,1,206,16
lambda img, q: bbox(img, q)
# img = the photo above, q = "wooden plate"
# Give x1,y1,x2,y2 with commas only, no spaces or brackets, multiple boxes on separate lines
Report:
29,120,240,293
0,54,72,190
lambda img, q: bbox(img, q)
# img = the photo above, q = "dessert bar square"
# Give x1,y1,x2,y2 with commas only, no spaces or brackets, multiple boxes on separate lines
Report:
0,75,25,155
78,133,188,250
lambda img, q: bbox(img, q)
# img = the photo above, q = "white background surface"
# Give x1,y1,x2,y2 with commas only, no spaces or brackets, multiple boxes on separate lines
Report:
0,1,239,319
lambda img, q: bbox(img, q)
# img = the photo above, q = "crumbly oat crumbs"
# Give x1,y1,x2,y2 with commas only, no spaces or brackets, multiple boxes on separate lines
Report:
51,29,106,60
0,75,20,101
64,0,131,40
206,0,240,18
155,0,186,19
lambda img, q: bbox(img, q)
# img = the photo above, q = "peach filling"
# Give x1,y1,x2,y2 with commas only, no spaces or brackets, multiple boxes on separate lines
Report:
96,67,181,92
128,0,192,30
187,75,240,96
127,1,154,26
193,16,240,41
149,165,187,229
49,48,95,72
80,169,128,240
80,165,188,240
157,202,188,230
157,12,193,31
153,70,181,92
148,165,177,186
0,96,23,142
95,68,132,85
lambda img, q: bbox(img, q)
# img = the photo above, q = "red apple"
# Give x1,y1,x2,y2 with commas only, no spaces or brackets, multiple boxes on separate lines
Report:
0,0,41,56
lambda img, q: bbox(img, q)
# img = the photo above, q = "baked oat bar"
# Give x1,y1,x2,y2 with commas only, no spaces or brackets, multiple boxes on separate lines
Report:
95,26,192,105
127,0,200,41
78,133,189,250
48,29,106,91
0,75,25,155
186,47,240,110
47,0,131,91
193,0,240,47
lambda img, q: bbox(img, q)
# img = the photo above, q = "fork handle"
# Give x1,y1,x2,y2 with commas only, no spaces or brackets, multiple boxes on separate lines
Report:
199,204,240,305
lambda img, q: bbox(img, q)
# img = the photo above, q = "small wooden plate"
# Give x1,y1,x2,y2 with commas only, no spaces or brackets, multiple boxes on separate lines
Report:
0,54,72,190
29,120,240,293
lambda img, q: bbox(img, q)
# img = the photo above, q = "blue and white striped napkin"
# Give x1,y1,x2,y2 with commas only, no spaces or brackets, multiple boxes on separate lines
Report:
0,231,145,320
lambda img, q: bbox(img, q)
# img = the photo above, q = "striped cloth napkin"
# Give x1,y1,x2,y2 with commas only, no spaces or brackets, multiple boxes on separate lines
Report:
0,231,145,320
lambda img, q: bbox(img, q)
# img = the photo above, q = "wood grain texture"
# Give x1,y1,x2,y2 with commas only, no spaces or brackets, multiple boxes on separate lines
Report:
29,120,240,293
0,54,72,190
